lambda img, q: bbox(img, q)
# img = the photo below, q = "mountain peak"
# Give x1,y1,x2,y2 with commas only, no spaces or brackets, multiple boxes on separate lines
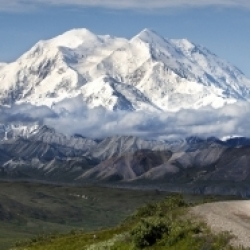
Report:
61,28,96,38
49,28,99,48
132,28,164,42
139,28,159,36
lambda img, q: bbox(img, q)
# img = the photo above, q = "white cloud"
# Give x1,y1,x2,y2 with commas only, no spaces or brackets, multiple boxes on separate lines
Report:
45,101,250,139
2,101,250,140
0,0,250,11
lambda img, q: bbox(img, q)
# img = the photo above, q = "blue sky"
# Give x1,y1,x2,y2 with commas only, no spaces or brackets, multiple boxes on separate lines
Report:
0,1,249,77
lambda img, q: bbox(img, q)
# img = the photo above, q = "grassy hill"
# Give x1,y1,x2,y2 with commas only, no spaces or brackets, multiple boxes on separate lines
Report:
10,194,247,250
0,181,169,250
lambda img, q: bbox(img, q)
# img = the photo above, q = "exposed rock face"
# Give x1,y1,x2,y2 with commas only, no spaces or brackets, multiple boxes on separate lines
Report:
79,150,173,181
1,126,250,196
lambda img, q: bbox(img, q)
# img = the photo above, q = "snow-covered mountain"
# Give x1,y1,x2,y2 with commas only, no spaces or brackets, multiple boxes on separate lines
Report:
0,63,6,70
79,76,159,111
0,28,250,111
0,123,39,140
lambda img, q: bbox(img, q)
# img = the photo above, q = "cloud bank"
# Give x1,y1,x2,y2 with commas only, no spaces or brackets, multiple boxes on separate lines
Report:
1,100,250,140
0,0,249,12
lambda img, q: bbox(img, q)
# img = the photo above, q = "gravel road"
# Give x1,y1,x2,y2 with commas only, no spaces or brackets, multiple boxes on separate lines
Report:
191,201,250,248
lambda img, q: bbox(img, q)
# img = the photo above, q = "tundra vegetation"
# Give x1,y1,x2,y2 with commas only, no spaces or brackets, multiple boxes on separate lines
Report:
10,192,247,250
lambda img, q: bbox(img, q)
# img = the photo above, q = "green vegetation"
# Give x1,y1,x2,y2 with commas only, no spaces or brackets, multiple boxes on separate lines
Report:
10,193,247,250
130,217,169,248
0,181,169,250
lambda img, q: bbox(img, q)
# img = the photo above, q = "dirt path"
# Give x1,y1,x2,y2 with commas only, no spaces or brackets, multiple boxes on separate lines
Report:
191,201,250,248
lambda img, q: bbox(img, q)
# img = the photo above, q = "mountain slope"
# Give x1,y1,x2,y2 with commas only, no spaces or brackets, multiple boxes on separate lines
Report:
1,125,250,196
0,29,127,107
87,135,172,160
0,28,250,111
128,29,250,109
79,76,160,111
0,63,6,70
80,150,172,181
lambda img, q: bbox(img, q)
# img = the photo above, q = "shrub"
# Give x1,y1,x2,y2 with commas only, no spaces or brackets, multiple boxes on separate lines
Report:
130,217,169,248
134,203,158,218
164,194,187,210
164,220,202,247
134,194,188,220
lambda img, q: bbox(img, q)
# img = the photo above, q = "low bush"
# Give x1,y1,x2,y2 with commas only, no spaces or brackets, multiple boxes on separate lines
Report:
130,217,169,248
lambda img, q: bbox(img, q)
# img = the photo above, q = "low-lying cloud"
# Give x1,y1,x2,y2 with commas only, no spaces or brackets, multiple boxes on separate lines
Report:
0,0,249,12
1,100,250,140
